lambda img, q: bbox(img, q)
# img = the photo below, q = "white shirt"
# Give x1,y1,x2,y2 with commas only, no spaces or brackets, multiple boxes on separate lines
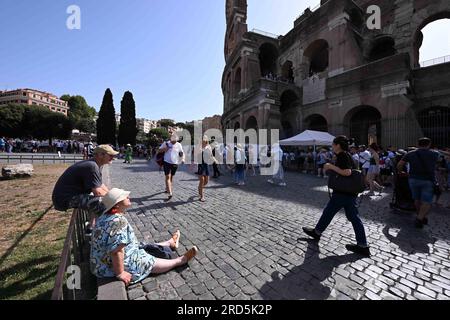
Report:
359,150,371,169
160,141,184,165
352,153,360,163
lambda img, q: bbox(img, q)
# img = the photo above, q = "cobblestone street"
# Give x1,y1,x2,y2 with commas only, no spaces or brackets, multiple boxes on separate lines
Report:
110,160,450,300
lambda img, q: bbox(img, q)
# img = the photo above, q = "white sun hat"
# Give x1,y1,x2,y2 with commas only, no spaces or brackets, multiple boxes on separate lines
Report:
102,188,131,214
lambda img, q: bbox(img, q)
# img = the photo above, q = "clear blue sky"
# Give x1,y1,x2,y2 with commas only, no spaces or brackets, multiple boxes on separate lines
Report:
0,1,448,122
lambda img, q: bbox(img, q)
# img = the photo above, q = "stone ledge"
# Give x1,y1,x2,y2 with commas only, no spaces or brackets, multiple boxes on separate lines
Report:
97,278,128,300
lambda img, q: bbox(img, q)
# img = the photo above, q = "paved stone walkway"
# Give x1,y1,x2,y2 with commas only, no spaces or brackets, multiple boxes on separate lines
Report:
110,160,450,300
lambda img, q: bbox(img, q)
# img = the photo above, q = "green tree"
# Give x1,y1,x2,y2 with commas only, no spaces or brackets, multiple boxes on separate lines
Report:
22,106,72,143
0,104,27,137
175,122,186,129
0,104,72,142
96,89,116,145
148,128,170,148
118,91,138,146
61,95,96,133
136,130,148,144
159,119,175,129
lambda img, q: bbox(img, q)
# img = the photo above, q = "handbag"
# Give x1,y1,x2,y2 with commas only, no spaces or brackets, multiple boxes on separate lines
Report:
328,152,366,195
328,169,366,195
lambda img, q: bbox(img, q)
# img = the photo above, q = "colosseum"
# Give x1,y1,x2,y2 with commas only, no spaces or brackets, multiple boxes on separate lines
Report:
221,0,450,148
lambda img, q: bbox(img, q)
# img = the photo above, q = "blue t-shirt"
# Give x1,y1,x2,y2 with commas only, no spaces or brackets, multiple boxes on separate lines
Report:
90,214,156,284
402,149,439,181
52,160,103,210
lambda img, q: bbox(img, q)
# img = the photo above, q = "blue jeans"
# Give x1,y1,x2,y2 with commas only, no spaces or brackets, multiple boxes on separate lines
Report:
408,178,434,204
315,193,368,247
234,165,245,183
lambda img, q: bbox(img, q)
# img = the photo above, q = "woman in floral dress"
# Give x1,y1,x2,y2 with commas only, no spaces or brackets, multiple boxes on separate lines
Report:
90,188,198,285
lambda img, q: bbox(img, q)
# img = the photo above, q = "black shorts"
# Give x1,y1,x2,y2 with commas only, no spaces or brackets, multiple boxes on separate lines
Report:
198,164,210,176
163,161,178,176
318,163,325,169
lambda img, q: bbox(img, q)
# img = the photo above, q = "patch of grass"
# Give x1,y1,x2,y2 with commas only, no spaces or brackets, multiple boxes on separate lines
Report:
0,164,72,300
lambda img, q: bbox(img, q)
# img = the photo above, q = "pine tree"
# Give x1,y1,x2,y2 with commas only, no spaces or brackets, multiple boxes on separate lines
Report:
118,91,138,146
96,88,116,145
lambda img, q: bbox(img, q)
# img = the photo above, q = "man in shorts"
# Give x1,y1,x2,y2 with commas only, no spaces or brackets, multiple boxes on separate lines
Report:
52,145,118,234
397,138,439,228
158,134,185,201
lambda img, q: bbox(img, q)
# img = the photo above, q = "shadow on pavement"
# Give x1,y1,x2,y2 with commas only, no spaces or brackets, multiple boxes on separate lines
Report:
259,239,364,300
382,215,436,254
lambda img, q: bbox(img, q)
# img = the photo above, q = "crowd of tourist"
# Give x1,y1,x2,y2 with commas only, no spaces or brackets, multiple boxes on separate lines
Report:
0,137,90,154
49,133,450,287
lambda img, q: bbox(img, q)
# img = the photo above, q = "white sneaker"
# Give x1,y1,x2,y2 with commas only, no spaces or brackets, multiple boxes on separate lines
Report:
279,182,287,187
267,179,274,184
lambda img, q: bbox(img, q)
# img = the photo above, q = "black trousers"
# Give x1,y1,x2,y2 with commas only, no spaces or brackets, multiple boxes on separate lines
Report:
213,163,221,177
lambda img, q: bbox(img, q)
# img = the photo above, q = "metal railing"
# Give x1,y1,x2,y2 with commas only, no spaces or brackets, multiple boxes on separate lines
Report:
250,28,280,39
296,1,324,20
420,55,450,68
51,208,90,300
0,154,83,164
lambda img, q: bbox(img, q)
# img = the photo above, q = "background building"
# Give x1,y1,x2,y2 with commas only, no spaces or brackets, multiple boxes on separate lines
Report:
202,115,223,132
0,88,69,116
222,0,450,148
137,118,158,134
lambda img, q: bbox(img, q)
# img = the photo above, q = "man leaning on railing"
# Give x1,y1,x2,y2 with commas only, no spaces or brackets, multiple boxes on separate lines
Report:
52,145,119,235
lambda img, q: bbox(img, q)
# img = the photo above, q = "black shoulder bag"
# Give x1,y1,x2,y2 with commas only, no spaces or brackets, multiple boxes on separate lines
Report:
327,153,366,195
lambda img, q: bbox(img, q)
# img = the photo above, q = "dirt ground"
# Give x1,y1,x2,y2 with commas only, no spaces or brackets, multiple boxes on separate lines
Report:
0,164,71,300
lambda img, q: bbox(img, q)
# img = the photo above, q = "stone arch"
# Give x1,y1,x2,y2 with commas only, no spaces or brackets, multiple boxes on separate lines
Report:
281,121,294,140
281,60,294,83
344,106,382,146
245,116,258,130
303,39,329,77
368,35,397,62
280,90,299,139
280,90,298,113
417,106,450,147
259,43,279,77
233,68,242,97
348,7,364,30
304,114,328,132
225,72,232,104
412,11,450,68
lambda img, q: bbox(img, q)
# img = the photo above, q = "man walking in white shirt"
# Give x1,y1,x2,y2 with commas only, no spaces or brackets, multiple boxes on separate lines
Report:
358,145,371,175
158,134,185,201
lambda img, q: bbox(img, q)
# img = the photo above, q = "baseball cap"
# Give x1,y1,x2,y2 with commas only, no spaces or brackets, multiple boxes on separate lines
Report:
93,144,119,156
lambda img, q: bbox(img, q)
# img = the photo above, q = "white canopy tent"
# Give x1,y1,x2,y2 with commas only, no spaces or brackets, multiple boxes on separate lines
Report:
279,130,336,167
279,130,335,147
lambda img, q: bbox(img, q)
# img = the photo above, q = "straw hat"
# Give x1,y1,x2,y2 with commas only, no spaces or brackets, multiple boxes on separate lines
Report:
102,188,131,214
